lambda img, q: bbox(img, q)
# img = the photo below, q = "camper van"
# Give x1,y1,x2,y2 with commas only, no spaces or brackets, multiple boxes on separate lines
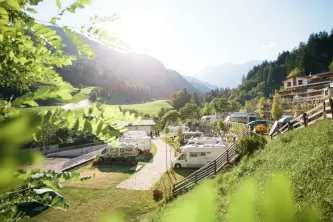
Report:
172,145,228,168
98,143,138,162
224,112,257,124
182,131,203,144
119,136,151,153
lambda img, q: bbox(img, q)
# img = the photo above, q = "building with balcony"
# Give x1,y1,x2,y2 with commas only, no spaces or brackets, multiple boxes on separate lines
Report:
279,72,333,103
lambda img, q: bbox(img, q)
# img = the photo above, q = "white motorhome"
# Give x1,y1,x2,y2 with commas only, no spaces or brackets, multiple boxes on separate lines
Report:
119,136,151,153
123,131,148,137
168,125,190,136
201,115,219,122
172,145,228,168
98,143,138,162
182,131,203,144
224,112,257,124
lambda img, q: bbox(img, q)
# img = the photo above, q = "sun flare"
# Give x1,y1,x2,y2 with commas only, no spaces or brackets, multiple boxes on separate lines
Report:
109,9,164,54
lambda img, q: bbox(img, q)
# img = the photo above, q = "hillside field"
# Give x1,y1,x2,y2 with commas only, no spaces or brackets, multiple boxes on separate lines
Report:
118,100,171,116
147,119,333,221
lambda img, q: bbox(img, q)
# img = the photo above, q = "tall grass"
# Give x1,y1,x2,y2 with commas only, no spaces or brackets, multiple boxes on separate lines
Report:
217,119,333,221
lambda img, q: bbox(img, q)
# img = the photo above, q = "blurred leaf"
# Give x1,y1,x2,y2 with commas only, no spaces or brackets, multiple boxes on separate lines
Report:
56,0,62,9
50,17,56,25
162,180,217,222
100,212,124,222
227,178,257,222
27,8,37,13
261,173,296,222
5,0,20,10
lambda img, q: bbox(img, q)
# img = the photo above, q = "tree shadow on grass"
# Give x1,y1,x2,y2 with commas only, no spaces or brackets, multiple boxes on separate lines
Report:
92,163,136,174
137,153,153,163
173,168,197,178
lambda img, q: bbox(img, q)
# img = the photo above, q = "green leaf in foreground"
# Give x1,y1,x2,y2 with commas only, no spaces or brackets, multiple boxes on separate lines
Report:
56,0,62,9
227,178,257,222
261,173,296,222
162,180,217,222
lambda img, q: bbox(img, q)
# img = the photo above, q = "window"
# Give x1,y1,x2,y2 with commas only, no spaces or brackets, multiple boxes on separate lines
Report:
325,90,329,96
101,149,107,154
178,154,187,160
199,152,206,156
287,82,291,87
119,148,124,152
206,152,211,155
190,152,198,157
298,80,303,85
110,148,118,153
125,148,133,152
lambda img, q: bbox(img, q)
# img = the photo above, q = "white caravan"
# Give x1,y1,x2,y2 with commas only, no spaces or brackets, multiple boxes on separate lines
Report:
98,143,138,162
172,145,228,168
168,125,190,136
224,112,257,124
182,131,203,144
123,131,148,137
119,136,151,153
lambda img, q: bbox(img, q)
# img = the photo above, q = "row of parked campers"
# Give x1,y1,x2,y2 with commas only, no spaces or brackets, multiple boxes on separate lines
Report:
119,131,152,154
98,131,152,162
172,136,228,168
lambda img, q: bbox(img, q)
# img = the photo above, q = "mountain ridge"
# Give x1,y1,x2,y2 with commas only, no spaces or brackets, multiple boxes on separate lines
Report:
183,75,218,92
51,26,201,103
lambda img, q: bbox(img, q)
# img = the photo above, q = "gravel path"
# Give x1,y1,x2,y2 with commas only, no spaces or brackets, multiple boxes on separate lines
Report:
116,138,173,190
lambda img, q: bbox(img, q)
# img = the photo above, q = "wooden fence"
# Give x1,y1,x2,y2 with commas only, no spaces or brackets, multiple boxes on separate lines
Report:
172,131,249,196
272,98,333,137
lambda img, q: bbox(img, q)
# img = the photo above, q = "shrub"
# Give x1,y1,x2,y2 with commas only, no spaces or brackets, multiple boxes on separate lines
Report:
235,134,267,156
254,124,268,134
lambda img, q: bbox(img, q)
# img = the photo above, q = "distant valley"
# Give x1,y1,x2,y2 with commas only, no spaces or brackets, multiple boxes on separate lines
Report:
194,61,263,88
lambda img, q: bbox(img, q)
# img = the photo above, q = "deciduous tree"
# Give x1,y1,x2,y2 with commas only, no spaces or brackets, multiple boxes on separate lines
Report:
271,92,283,120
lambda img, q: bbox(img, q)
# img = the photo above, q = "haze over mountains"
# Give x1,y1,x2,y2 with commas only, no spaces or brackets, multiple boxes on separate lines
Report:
193,61,263,88
51,27,260,102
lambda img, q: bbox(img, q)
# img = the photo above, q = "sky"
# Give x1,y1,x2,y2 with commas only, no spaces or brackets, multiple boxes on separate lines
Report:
34,0,333,76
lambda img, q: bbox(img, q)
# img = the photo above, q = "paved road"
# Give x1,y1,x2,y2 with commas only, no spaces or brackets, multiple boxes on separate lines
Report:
116,138,174,190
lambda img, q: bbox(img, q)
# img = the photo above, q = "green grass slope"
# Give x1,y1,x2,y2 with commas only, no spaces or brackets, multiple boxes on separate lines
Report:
147,119,333,222
102,100,171,116
121,100,171,116
216,119,333,221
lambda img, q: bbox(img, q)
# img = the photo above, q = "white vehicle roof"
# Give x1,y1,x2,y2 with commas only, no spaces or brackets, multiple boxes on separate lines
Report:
183,131,203,135
108,143,137,148
229,112,258,118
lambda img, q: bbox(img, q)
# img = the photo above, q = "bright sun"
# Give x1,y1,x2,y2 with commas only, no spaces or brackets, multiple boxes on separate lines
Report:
109,9,164,54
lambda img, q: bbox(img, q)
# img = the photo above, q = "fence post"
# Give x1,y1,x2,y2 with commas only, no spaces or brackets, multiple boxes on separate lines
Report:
226,149,229,163
214,160,217,174
330,98,333,118
303,113,308,127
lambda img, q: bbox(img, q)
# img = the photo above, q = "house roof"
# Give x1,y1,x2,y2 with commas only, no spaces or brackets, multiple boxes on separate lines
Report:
118,119,156,127
282,72,333,82
282,76,308,82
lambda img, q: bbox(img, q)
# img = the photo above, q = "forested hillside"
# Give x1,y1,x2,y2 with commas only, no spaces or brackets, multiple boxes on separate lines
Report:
52,27,200,103
221,30,333,105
